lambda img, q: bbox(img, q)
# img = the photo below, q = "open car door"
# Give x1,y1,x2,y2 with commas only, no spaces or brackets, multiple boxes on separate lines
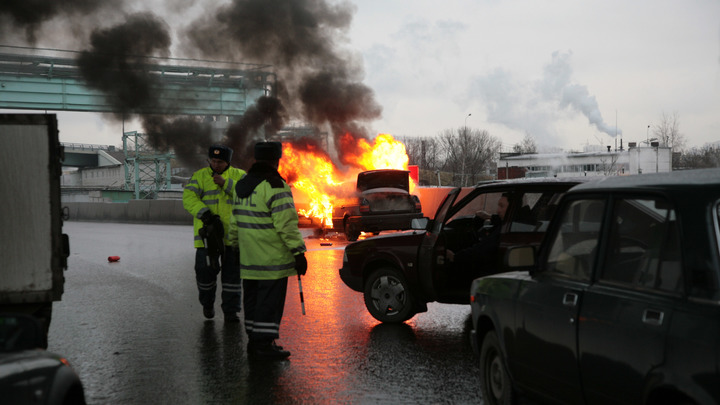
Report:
417,187,461,301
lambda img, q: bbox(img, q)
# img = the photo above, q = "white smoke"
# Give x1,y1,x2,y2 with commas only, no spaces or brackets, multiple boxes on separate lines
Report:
471,50,621,146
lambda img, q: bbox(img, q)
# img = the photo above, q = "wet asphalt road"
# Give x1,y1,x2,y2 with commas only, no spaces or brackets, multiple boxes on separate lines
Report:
49,222,483,404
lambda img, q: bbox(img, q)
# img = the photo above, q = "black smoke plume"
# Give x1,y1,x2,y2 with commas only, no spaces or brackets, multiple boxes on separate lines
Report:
225,95,287,170
2,0,384,169
185,0,382,165
142,115,212,170
77,13,171,118
0,0,110,44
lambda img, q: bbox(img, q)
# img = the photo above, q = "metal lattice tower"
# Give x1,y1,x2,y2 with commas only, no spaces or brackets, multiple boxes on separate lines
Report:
122,131,173,199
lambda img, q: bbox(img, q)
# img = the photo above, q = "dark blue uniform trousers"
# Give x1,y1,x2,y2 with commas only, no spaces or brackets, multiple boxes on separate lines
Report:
243,277,288,343
194,248,241,315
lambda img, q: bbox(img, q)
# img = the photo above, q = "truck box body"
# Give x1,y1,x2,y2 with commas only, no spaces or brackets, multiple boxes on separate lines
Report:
0,114,67,306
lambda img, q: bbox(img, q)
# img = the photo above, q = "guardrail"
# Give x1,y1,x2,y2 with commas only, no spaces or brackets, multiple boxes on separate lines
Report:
61,142,114,151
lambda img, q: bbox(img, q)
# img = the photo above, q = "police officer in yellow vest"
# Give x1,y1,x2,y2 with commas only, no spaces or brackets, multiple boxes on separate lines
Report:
183,145,246,322
232,141,307,359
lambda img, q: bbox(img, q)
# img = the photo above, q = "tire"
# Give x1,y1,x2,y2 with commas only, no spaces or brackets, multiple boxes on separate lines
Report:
363,267,416,323
345,221,360,241
479,330,515,405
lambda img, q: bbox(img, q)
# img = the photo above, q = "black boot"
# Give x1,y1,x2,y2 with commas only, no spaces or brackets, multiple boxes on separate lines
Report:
248,340,290,359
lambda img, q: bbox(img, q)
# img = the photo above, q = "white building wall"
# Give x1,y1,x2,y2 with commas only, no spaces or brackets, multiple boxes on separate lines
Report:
498,151,630,178
628,146,672,174
61,170,82,186
81,165,125,187
498,146,672,179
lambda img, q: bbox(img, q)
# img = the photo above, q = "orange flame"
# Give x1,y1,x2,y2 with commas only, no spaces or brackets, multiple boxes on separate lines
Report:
278,133,415,228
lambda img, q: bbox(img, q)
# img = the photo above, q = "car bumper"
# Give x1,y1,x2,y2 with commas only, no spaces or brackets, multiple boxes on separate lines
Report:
339,265,363,292
470,328,479,355
350,212,423,231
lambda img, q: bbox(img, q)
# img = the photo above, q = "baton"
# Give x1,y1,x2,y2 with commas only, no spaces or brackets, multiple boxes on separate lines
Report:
297,275,306,315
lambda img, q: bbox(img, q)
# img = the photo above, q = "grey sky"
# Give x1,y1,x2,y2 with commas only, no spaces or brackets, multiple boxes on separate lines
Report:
5,0,718,151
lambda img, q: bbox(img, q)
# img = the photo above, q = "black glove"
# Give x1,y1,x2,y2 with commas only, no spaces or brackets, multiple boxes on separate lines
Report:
294,253,308,276
199,212,224,269
200,210,215,225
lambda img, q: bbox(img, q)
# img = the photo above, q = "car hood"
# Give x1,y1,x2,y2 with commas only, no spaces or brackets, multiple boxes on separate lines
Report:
345,229,425,250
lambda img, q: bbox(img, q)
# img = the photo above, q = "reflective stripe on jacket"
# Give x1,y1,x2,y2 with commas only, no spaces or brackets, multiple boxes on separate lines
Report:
183,166,246,248
232,179,306,280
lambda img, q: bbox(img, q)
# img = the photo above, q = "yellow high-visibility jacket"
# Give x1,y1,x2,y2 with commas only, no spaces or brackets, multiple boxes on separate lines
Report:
231,164,306,280
183,166,246,248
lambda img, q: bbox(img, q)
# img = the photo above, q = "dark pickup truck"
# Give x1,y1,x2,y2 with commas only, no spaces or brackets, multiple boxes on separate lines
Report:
332,169,422,241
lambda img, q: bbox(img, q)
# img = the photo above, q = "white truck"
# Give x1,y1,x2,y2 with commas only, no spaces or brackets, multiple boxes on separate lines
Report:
0,113,69,346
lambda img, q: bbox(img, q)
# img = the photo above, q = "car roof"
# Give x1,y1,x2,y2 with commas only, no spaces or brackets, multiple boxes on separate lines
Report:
473,176,591,188
568,168,720,193
359,169,410,175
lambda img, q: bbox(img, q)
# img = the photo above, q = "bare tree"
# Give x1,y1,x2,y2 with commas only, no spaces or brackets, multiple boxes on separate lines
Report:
599,154,620,175
676,144,720,169
399,136,442,172
512,132,538,154
439,127,501,186
653,111,686,151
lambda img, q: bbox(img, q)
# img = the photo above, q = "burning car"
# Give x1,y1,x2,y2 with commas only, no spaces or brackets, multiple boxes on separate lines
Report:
279,135,420,236
332,169,422,241
339,177,586,323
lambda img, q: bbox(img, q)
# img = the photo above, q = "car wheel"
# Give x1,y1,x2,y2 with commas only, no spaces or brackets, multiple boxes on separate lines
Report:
364,267,416,323
345,221,360,241
479,330,515,405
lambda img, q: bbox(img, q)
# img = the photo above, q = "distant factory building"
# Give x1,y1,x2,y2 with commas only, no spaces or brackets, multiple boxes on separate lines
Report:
497,142,671,179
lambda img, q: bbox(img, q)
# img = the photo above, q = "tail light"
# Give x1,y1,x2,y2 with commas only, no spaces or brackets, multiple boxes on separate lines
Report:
359,198,370,213
413,195,422,211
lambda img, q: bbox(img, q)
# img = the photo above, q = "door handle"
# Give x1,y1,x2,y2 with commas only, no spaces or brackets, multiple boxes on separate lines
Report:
642,309,664,326
563,293,578,307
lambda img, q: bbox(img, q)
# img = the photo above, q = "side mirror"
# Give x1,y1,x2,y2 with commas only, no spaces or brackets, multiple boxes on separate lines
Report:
505,245,536,269
411,217,429,231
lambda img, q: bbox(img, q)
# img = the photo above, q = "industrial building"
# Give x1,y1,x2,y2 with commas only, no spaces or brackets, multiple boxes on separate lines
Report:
497,142,672,179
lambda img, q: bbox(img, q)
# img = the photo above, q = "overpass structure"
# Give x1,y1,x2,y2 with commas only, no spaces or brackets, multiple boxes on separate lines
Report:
1,45,276,199
61,138,176,201
0,45,275,116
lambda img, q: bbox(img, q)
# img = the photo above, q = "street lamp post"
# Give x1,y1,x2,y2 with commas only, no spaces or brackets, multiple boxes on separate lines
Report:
461,113,471,186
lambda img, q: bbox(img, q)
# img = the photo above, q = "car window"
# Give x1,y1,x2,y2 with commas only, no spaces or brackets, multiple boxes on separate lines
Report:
716,202,720,259
600,197,683,293
544,198,604,280
508,191,566,233
447,192,489,222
